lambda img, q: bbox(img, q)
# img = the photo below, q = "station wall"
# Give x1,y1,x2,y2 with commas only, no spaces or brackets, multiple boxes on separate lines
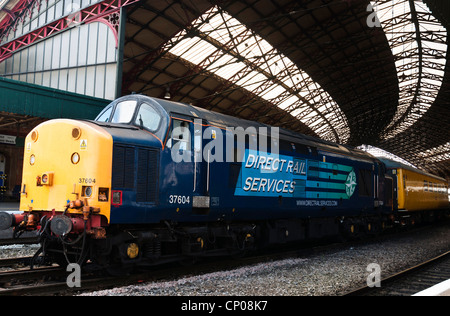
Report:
0,0,118,100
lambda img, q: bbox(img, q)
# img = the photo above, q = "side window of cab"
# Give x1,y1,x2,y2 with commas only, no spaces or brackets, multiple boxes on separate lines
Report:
166,119,191,152
96,105,113,122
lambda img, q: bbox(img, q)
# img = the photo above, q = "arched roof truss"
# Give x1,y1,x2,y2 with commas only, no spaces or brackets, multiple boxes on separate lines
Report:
161,6,350,143
0,0,448,177
373,0,447,139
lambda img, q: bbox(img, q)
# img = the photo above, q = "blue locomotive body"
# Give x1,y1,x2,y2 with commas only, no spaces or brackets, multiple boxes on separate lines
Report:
1,94,445,269
98,95,393,234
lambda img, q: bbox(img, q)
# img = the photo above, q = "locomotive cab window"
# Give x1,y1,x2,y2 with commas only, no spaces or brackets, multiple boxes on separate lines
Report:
135,103,161,132
96,105,113,122
111,100,138,123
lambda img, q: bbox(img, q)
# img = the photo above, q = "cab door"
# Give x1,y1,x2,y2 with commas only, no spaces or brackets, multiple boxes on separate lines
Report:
192,120,210,214
162,117,194,211
0,154,6,198
163,116,210,214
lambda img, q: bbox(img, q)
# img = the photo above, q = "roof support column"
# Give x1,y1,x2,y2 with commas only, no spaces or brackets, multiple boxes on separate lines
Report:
115,6,127,99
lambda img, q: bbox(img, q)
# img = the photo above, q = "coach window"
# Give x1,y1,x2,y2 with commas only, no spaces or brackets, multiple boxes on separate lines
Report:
135,103,161,132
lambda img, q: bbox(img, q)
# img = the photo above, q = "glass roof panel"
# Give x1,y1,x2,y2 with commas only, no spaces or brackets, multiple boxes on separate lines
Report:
372,0,448,139
417,142,450,163
212,58,247,80
165,6,350,143
260,85,288,100
206,54,236,73
358,145,417,168
278,96,300,110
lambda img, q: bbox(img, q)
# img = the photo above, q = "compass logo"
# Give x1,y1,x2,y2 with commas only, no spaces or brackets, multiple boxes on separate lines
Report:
345,170,357,198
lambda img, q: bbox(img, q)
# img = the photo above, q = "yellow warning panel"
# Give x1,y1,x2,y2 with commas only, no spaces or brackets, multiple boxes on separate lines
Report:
80,139,88,151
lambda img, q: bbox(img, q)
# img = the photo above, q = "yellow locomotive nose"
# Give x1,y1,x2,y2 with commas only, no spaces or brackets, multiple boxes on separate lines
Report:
20,119,113,223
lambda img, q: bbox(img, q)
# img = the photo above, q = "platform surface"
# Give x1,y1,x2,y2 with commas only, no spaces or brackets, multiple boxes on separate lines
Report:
0,202,20,212
413,279,450,296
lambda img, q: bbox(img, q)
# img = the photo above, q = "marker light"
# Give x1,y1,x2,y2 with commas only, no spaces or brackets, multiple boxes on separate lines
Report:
30,155,35,165
112,191,123,206
71,153,80,164
31,130,38,142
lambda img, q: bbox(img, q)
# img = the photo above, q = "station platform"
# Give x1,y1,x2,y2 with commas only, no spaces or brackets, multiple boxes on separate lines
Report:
0,202,20,212
413,280,450,296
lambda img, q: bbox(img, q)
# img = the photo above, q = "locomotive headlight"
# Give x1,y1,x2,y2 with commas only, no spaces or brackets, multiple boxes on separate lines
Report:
83,186,93,197
71,152,80,164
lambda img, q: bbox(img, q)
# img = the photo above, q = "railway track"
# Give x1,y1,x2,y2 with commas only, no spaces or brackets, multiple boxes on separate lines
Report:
344,250,450,296
0,264,66,295
0,242,341,296
0,228,39,246
0,256,33,268
0,224,449,296
0,238,39,246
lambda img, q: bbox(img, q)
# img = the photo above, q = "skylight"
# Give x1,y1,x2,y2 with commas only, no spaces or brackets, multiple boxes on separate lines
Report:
164,6,350,144
371,0,448,139
417,142,450,164
358,145,417,168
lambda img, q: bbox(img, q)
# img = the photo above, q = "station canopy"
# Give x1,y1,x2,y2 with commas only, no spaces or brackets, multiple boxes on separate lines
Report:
122,0,449,178
0,0,449,179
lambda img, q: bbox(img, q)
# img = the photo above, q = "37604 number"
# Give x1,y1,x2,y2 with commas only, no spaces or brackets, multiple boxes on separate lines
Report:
168,195,190,205
79,178,96,184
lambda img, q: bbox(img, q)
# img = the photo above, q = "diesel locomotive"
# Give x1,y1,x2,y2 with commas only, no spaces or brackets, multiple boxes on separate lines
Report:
0,95,448,269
